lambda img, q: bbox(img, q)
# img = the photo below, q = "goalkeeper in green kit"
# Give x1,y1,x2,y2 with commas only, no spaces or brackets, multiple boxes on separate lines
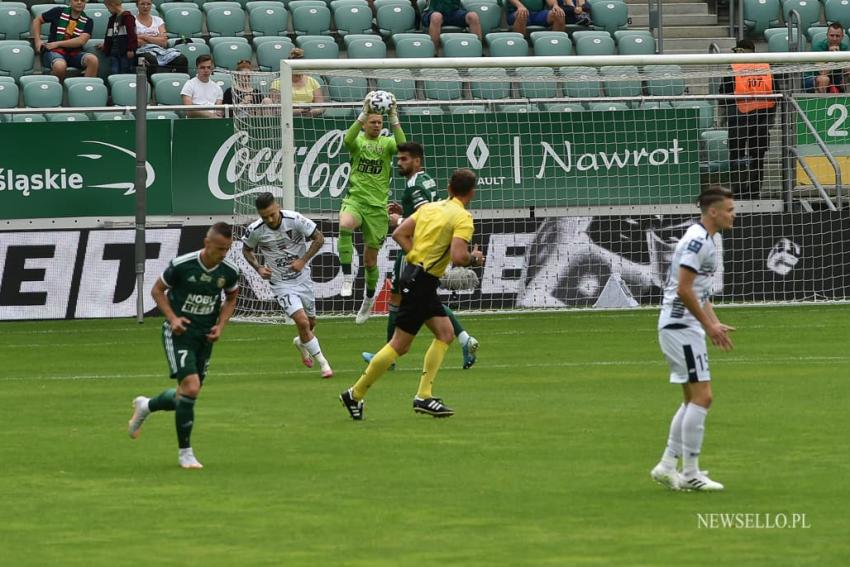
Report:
338,90,406,324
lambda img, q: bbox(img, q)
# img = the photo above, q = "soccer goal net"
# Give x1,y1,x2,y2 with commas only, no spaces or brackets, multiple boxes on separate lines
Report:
228,49,850,321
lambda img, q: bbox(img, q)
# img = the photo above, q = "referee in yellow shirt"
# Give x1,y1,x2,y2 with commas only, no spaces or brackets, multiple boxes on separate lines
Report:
340,168,485,420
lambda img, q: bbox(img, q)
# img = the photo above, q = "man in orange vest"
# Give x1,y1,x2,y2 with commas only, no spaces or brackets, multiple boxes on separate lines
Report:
721,39,776,200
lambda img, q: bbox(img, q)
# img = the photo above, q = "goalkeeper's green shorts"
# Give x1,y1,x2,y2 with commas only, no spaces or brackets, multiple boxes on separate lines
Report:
340,197,388,250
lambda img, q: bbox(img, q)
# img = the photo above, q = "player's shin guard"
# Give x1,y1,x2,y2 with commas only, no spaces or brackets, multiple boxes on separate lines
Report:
338,229,354,273
365,265,379,297
386,304,399,342
661,403,687,467
175,395,196,449
682,403,708,475
149,388,177,412
417,339,450,399
352,344,399,400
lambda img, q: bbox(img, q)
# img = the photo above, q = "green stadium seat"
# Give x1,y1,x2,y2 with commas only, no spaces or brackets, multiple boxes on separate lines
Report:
147,110,180,120
377,71,417,100
422,68,462,100
344,35,387,58
743,0,782,36
517,67,558,99
465,1,503,35
208,36,250,47
766,29,802,51
671,100,715,131
400,105,445,116
441,33,482,58
249,5,290,36
110,76,150,106
211,73,232,92
600,65,641,98
614,30,656,55
164,5,204,38
335,5,374,36
587,102,629,111
449,104,487,115
94,111,134,120
373,0,410,8
559,66,602,98
256,39,295,70
377,4,417,37
173,41,211,75
296,35,339,59
11,113,47,123
0,4,30,41
645,65,685,96
394,34,435,58
19,74,59,86
824,0,850,29
0,2,27,9
86,6,112,40
291,3,331,35
66,79,108,107
591,0,629,33
253,35,292,47
47,112,89,122
542,102,585,112
0,81,19,110
202,1,243,13
247,0,289,11
638,100,671,110
574,31,616,56
286,0,327,7
30,5,64,40
107,73,136,88
468,67,510,100
782,0,822,37
23,78,62,108
206,5,247,37
485,32,528,57
701,129,730,172
328,73,368,101
497,103,536,113
158,2,191,15
531,31,573,57
152,73,190,104
212,39,253,70
0,42,34,81
331,0,370,9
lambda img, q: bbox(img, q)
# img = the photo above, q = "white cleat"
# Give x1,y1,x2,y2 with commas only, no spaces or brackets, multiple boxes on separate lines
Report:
178,448,204,469
355,294,376,325
680,471,724,491
320,365,334,379
128,396,151,439
650,463,681,491
293,336,314,368
340,274,354,297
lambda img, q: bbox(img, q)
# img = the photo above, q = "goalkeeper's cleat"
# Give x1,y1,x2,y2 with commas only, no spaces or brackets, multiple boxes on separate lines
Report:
462,336,479,369
679,471,724,491
339,388,364,421
650,463,681,491
178,448,203,469
293,337,314,369
340,274,354,297
355,294,376,325
361,351,396,370
413,397,455,418
128,396,151,439
320,364,334,379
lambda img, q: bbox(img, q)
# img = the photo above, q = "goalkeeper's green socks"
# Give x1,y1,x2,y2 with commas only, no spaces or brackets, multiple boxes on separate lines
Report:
352,344,399,400
338,228,353,273
365,265,379,297
443,306,469,346
417,339,450,399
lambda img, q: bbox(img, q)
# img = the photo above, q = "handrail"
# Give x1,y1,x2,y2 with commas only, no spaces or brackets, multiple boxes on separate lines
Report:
788,96,843,208
786,9,803,52
738,0,745,41
728,0,735,38
788,146,838,211
647,0,664,54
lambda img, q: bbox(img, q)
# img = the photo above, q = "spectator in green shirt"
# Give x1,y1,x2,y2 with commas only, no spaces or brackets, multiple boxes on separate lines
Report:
806,23,849,93
422,0,482,55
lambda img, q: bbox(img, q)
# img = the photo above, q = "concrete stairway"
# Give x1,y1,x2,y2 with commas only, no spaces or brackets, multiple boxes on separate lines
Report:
623,0,736,54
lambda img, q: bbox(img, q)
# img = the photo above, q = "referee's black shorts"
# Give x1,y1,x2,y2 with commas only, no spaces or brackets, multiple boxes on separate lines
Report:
395,264,446,335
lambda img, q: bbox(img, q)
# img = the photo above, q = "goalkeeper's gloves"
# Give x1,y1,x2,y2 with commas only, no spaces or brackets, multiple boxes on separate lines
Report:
387,92,400,128
358,91,376,123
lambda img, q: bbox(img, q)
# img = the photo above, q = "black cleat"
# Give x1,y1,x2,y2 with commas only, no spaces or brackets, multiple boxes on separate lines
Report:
413,397,455,418
340,388,364,421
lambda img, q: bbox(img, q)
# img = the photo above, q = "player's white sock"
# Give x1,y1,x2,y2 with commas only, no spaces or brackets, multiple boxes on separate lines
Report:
682,403,708,475
660,403,686,468
303,336,329,367
457,331,470,347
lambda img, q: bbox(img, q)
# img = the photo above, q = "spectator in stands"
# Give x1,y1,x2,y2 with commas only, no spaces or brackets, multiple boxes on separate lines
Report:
224,59,264,116
135,0,188,77
32,0,99,81
421,0,482,54
180,54,223,118
98,0,137,75
563,0,592,26
806,23,848,93
507,0,566,37
268,48,325,116
135,0,167,48
721,39,776,200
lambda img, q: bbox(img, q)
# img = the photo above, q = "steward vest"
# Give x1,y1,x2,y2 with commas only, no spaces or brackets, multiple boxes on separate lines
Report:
731,63,776,113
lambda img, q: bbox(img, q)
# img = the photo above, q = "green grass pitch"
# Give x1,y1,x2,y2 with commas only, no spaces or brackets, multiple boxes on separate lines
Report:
1,305,848,566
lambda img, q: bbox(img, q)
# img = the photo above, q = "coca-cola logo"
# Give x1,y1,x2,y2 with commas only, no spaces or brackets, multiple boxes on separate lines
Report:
207,130,351,201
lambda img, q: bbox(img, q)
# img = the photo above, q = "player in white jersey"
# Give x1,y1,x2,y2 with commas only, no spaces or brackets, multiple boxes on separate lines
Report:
242,192,333,378
651,186,736,492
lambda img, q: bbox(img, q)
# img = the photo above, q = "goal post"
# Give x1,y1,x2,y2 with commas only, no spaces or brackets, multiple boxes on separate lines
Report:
227,49,850,321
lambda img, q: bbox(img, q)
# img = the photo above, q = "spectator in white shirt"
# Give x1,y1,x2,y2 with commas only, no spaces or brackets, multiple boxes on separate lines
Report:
180,54,223,118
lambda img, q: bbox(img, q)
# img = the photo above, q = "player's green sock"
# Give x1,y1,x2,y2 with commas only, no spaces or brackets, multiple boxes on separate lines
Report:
386,304,398,342
417,339,449,399
443,306,465,339
365,265,379,297
148,388,176,412
175,394,196,449
352,344,399,400
338,228,353,273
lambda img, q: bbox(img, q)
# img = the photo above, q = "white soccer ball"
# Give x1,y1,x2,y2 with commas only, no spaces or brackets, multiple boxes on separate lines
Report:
369,90,395,113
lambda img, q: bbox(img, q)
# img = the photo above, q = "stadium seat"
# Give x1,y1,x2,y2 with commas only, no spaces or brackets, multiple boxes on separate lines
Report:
600,65,641,99
373,0,411,9
30,5,64,40
291,3,331,35
0,81,19,111
497,103,536,113
766,29,802,51
174,41,211,75
107,73,136,88
782,0,822,37
147,110,180,120
206,5,247,37
86,6,111,39
701,129,730,172
587,102,629,111
335,5,374,36
23,78,62,108
377,4,417,37
94,111,134,120
158,1,191,15
824,0,850,29
485,32,529,57
394,34,435,58
449,105,488,115
465,1,503,35
645,65,685,96
47,112,89,122
441,33,483,58
0,43,34,81
164,5,204,38
671,100,715,131
66,79,108,107
638,100,671,110
560,66,602,98
344,35,387,59
421,68,463,100
10,113,47,123
376,71,417,101
256,39,295,70
743,0,782,36
208,36,250,47
0,5,30,41
110,76,150,106
399,105,445,116
212,39,253,70
468,67,511,100
327,73,368,101
614,30,656,55
530,31,573,57
253,35,293,48
296,35,340,59
574,32,616,56
152,73,190,105
202,1,243,13
211,73,232,92
591,0,629,34
542,102,585,113
516,67,558,99
249,5,290,36
330,0,370,9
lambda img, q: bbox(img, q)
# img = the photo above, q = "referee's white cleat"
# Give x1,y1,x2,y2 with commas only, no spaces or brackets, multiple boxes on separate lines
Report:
340,274,354,297
127,396,151,439
292,336,314,368
680,471,724,491
650,463,681,491
355,294,376,325
178,448,204,469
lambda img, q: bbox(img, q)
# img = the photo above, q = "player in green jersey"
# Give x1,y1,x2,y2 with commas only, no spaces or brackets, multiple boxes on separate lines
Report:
361,142,480,369
338,91,406,325
127,222,240,469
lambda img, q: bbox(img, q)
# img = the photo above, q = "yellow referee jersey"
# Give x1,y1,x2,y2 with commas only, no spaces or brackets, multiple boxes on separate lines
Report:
406,197,474,278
